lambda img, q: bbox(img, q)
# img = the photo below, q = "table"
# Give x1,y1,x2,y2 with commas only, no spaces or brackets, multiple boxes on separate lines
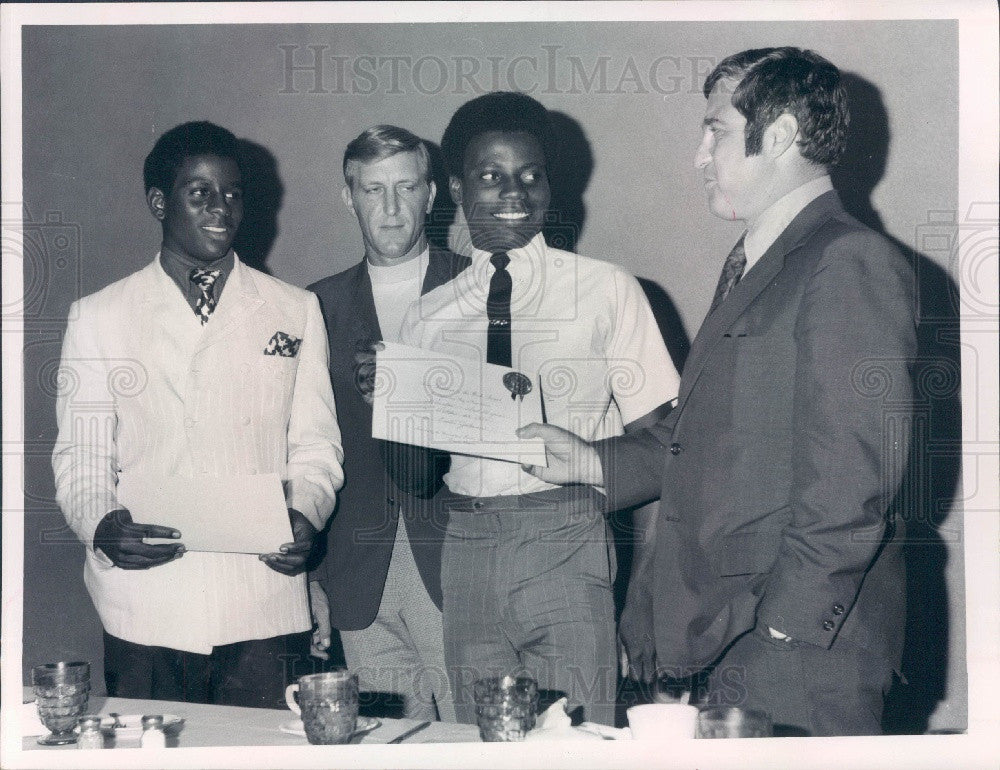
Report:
22,696,480,750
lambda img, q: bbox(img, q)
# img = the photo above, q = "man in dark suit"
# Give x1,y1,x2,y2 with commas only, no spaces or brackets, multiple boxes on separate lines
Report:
520,48,917,735
308,126,469,721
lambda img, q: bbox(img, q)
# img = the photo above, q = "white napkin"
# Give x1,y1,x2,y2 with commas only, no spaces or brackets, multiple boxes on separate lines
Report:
524,698,603,742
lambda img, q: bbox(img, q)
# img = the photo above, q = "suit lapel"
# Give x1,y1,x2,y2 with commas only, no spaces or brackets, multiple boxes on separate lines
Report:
194,258,266,355
678,191,843,406
346,260,383,348
423,245,471,293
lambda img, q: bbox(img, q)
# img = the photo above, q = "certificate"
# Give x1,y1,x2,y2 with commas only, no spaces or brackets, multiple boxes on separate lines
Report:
372,342,547,465
117,472,293,554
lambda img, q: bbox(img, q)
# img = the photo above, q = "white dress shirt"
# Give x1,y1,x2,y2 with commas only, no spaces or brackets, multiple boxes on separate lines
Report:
400,233,679,498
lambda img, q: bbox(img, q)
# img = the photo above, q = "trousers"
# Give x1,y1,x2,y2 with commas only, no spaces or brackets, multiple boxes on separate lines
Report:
340,517,455,721
441,486,617,726
103,630,309,709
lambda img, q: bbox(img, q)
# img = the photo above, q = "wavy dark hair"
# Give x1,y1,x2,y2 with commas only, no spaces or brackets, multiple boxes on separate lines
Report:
704,47,849,167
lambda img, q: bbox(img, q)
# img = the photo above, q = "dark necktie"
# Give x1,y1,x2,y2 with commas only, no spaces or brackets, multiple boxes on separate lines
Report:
486,252,512,367
708,235,747,314
189,268,222,325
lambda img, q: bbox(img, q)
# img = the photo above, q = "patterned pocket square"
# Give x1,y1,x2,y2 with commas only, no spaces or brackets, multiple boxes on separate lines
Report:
264,331,302,357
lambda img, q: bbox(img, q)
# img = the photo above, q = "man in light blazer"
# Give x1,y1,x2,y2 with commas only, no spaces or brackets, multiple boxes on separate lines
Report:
307,126,469,721
521,48,917,735
52,121,344,708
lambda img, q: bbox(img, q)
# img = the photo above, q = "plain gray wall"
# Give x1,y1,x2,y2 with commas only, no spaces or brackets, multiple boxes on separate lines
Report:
19,21,964,731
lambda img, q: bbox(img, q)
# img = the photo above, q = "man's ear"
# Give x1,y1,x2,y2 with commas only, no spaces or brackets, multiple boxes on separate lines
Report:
425,179,437,215
341,184,356,214
448,176,463,207
146,187,166,220
765,113,800,159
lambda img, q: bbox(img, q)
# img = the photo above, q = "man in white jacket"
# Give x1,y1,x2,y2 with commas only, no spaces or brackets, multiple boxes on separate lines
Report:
51,121,343,708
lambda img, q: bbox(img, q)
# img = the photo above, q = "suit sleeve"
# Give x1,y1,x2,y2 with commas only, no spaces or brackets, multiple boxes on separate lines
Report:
756,232,916,648
51,298,119,553
285,293,345,530
594,414,673,512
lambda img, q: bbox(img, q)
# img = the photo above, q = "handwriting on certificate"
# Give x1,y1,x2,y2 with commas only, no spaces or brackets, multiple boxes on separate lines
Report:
372,342,547,465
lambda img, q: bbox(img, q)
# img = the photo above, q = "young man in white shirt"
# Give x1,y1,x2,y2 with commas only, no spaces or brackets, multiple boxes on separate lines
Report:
399,92,680,725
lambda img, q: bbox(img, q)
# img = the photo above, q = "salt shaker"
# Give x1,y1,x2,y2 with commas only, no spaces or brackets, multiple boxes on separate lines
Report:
140,715,166,748
77,715,104,749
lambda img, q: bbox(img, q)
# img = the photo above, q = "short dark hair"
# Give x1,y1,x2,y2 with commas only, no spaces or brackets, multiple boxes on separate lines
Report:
143,121,242,193
703,47,849,167
342,125,431,187
440,91,557,177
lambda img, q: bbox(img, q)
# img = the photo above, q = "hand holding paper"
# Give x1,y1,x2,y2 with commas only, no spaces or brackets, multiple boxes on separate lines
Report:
120,472,293,554
372,342,547,465
259,508,317,575
93,508,184,569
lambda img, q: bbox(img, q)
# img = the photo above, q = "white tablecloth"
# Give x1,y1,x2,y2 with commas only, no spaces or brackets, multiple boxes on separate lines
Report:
22,695,479,750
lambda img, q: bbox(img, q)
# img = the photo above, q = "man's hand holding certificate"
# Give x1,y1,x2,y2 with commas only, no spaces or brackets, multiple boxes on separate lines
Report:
372,342,547,466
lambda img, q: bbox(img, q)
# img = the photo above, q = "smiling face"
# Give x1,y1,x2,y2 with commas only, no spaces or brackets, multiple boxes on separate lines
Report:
148,154,243,264
451,131,551,253
343,150,435,266
694,81,770,224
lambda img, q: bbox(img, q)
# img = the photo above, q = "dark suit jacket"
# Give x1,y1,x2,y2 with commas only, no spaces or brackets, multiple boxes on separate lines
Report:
308,245,470,630
602,191,917,672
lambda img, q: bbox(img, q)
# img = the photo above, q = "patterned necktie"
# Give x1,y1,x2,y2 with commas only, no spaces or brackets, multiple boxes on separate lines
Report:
189,268,222,325
709,235,747,314
486,252,512,367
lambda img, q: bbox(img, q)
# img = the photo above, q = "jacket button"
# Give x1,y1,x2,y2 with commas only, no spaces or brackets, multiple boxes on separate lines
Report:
669,443,682,455
832,604,844,615
823,620,835,631
386,497,395,506
473,501,484,510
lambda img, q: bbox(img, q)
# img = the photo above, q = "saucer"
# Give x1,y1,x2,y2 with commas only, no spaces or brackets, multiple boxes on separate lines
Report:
279,715,381,740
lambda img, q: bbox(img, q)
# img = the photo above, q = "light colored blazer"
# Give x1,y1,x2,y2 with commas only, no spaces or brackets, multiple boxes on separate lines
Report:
52,255,343,653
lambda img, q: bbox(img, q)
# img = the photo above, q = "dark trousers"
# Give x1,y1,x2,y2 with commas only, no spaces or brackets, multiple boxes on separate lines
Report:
700,623,894,736
103,631,310,709
441,487,617,726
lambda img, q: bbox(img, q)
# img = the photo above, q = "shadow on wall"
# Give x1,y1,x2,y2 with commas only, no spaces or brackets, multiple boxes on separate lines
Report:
233,139,285,275
835,72,964,734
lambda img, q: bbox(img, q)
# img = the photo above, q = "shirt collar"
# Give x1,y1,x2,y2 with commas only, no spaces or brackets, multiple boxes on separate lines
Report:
469,232,547,287
743,175,833,271
159,246,237,302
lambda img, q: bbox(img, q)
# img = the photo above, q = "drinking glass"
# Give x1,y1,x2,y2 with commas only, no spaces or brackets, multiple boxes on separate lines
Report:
696,706,773,738
474,675,539,742
31,662,91,746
